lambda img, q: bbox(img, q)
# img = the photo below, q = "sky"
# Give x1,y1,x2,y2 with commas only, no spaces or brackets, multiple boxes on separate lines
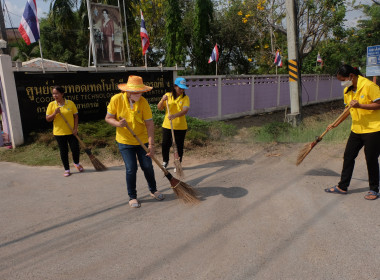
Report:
3,0,373,29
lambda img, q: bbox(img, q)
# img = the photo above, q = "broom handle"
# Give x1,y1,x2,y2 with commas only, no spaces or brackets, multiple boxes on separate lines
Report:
58,112,87,150
165,101,178,150
123,122,169,175
319,106,351,139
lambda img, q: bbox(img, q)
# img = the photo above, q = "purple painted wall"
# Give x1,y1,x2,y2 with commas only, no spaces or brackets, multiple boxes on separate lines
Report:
185,75,342,120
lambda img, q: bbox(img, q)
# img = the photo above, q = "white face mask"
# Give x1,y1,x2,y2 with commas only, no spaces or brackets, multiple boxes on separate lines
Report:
341,79,353,88
129,93,142,102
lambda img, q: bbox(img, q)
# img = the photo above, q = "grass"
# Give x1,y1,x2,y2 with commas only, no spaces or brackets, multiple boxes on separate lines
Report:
0,105,237,166
0,104,351,166
248,111,351,143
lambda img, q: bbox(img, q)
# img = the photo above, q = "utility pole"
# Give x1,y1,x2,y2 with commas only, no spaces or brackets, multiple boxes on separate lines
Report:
285,0,301,126
0,0,9,54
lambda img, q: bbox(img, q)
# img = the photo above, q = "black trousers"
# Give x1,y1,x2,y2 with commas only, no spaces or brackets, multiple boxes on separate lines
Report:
338,131,380,192
55,134,80,170
161,127,187,163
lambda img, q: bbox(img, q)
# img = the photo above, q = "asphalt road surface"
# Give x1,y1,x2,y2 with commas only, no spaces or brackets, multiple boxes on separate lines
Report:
1,143,380,280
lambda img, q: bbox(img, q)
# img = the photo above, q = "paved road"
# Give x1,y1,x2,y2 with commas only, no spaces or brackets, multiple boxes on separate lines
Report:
1,143,380,280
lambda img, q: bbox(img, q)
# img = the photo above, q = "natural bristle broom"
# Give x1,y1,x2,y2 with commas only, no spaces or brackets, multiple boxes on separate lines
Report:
166,101,184,178
123,122,200,205
296,106,351,166
59,113,107,171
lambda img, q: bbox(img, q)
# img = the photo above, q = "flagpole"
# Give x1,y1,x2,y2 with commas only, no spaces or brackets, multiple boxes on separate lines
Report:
38,40,45,73
144,53,147,68
122,0,131,65
216,61,217,76
86,0,97,67
276,66,277,75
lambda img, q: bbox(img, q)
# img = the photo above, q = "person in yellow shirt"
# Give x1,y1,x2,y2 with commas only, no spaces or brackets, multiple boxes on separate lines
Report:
325,65,380,200
46,86,84,177
157,77,190,171
105,75,164,208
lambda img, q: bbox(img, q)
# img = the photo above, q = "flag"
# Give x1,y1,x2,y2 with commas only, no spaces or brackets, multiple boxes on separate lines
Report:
317,53,323,63
208,44,219,63
274,50,282,67
140,10,150,55
18,0,40,45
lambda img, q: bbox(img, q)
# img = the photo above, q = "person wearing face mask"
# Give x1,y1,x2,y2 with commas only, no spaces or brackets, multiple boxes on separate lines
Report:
325,64,380,200
157,77,190,172
105,75,164,208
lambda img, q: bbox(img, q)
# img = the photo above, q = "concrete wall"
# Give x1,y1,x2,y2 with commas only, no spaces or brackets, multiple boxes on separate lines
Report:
184,75,342,121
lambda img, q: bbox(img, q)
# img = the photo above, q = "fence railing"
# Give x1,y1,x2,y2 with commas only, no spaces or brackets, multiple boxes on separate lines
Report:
183,74,343,120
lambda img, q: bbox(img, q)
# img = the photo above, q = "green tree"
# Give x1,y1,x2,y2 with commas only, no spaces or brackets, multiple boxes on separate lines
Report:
164,0,185,66
192,0,213,74
11,41,40,62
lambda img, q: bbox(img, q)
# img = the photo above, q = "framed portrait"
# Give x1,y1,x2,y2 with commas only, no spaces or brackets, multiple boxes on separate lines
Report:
89,3,125,65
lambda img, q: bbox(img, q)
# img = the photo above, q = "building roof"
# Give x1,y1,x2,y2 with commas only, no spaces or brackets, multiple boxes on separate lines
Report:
22,58,80,69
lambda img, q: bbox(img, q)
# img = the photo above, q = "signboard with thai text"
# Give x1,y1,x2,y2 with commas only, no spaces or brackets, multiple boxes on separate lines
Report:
14,71,173,136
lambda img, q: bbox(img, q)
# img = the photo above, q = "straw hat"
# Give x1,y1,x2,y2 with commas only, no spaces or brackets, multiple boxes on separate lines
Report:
117,75,153,93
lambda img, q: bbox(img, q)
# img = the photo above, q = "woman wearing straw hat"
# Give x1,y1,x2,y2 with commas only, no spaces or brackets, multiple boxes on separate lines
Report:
325,65,380,200
157,77,190,172
105,75,164,208
46,86,84,177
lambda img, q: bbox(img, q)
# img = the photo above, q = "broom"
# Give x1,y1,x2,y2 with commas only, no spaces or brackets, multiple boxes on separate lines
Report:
296,105,351,166
123,122,200,204
59,112,107,171
165,101,184,178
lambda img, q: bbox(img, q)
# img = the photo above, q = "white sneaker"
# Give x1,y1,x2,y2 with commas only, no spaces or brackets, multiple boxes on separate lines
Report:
162,162,168,168
174,168,177,173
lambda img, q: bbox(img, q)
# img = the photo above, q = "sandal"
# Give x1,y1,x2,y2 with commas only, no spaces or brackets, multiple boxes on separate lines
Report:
150,191,165,201
364,191,379,200
74,164,84,172
129,199,141,208
324,185,347,195
63,170,71,177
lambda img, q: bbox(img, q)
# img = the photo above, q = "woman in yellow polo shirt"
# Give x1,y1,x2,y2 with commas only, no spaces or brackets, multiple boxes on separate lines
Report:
325,65,380,200
105,75,164,208
157,77,190,171
46,86,83,177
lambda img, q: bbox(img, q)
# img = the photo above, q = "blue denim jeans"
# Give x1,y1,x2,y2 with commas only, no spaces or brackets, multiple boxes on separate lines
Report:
117,142,157,200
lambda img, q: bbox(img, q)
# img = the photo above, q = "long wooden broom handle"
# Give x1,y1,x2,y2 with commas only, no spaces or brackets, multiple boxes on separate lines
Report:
123,122,169,175
165,101,178,148
58,112,87,149
318,105,351,139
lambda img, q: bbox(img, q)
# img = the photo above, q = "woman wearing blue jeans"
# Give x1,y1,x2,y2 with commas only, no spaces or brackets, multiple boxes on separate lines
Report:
105,76,164,208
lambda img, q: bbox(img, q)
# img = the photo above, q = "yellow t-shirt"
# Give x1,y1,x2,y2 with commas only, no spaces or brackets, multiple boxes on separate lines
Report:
107,93,153,145
344,75,380,134
46,100,78,135
162,92,190,130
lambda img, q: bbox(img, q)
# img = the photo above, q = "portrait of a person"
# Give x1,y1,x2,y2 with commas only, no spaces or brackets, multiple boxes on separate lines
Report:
101,9,114,63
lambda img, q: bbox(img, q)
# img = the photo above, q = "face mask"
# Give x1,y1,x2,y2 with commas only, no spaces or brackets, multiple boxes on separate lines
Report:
341,79,352,88
129,93,142,102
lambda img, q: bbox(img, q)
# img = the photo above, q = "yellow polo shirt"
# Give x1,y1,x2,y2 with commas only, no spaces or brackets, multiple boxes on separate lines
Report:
107,93,152,145
162,93,190,130
344,75,380,134
46,100,78,135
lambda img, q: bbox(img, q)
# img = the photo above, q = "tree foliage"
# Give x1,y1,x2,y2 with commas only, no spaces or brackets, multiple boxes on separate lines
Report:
192,0,213,74
14,0,378,76
164,0,185,66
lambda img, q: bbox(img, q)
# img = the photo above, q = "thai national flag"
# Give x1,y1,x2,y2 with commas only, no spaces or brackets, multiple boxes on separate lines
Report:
274,50,282,67
208,44,219,63
140,10,150,55
18,0,40,45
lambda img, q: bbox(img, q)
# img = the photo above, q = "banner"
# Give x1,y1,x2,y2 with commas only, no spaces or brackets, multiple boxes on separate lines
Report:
89,3,125,65
14,71,173,136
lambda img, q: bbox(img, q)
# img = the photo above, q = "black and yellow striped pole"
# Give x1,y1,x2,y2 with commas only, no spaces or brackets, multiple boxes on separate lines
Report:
288,59,298,82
